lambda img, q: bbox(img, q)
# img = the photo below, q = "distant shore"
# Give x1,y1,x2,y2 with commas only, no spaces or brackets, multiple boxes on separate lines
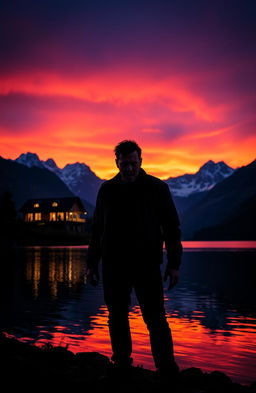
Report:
1,332,255,393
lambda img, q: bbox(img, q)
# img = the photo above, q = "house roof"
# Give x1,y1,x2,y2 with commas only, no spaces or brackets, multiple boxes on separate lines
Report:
20,196,86,213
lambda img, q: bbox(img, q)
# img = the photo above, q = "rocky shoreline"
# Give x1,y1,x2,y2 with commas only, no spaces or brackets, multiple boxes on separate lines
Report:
1,332,255,393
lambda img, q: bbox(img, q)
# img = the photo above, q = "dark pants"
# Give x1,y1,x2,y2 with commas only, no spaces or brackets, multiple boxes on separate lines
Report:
102,261,177,371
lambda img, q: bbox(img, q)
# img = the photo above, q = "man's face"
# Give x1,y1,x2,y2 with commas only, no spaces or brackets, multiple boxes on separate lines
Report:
116,150,142,183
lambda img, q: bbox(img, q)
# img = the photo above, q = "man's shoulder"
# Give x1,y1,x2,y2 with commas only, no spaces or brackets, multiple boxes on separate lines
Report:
98,175,119,192
143,172,168,189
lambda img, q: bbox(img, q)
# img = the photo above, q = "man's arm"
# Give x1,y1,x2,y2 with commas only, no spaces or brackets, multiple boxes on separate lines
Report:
86,186,104,285
160,183,183,287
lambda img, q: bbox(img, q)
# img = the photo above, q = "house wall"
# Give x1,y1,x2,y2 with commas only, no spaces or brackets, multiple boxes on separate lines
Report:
23,200,86,223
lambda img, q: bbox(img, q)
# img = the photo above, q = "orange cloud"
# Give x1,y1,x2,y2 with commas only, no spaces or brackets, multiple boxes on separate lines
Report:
0,68,255,178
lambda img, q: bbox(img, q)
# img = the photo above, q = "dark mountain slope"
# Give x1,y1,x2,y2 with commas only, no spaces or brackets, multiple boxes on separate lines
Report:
180,160,256,239
0,157,74,210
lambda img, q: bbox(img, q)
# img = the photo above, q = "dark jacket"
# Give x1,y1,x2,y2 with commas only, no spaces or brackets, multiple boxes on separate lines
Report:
87,168,182,270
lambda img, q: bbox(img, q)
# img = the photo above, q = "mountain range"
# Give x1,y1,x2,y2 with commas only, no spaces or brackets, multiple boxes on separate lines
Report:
0,152,255,240
15,152,234,200
16,153,103,206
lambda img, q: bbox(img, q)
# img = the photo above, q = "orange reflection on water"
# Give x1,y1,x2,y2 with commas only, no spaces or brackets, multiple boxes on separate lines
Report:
25,248,86,298
31,305,256,385
20,246,256,385
182,241,256,250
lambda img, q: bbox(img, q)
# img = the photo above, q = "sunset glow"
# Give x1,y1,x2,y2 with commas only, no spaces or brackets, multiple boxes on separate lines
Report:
1,1,255,178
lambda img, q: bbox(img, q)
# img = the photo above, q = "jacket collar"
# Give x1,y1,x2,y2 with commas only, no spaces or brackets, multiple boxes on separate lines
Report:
112,168,147,184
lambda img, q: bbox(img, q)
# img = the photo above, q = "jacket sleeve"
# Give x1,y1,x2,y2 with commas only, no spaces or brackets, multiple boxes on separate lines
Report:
86,186,104,269
160,183,183,270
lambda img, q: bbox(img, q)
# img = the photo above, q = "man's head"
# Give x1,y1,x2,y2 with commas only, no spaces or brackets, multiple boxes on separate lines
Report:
114,140,142,183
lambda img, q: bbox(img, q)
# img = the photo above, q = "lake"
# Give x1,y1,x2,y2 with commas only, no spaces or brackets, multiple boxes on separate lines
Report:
1,241,256,385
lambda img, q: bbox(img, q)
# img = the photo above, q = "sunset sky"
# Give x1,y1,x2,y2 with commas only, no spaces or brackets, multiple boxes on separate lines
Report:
1,0,256,179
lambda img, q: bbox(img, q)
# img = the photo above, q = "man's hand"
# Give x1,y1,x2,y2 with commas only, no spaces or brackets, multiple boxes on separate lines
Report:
86,267,99,286
164,267,179,290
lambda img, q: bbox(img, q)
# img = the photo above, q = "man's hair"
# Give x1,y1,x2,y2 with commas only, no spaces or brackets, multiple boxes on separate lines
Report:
114,140,142,159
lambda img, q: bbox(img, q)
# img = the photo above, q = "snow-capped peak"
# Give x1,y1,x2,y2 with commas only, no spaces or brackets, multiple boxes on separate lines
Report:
16,152,44,168
199,160,233,176
64,162,91,173
43,158,58,170
165,160,234,197
60,162,100,187
199,160,216,171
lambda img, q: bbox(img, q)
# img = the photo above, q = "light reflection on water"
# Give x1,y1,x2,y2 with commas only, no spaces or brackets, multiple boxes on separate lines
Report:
1,242,256,385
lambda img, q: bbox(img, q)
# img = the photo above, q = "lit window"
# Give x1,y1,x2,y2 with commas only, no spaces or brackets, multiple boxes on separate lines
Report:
57,212,64,221
65,212,76,221
26,213,33,222
52,202,58,207
34,203,39,208
50,212,57,221
35,213,41,221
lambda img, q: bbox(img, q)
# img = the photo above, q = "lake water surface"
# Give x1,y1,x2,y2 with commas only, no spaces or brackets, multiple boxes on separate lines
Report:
2,242,256,385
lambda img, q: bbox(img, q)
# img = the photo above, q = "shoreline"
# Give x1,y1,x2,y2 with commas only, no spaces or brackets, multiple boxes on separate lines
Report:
1,332,255,392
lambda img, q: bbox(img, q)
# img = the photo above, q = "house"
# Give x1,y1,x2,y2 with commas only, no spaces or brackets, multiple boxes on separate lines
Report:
20,197,87,232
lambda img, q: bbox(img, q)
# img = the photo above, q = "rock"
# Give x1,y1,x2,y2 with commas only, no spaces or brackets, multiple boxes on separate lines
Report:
0,332,40,357
210,370,233,384
204,370,241,393
74,352,111,382
75,351,110,369
39,343,75,363
180,366,205,388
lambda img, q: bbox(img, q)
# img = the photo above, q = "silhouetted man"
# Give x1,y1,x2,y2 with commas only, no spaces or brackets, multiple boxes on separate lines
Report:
86,140,182,378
